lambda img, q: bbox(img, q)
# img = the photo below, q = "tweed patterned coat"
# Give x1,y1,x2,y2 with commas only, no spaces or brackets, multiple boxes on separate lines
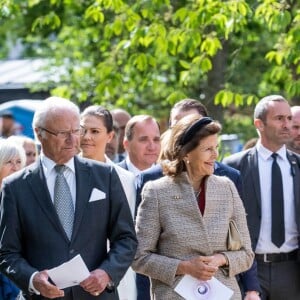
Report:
132,173,254,300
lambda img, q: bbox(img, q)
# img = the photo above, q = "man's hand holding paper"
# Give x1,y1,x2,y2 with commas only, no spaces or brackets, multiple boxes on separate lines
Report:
33,270,65,298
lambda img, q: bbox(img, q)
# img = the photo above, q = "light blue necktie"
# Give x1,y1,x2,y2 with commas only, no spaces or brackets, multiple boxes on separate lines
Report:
54,165,74,240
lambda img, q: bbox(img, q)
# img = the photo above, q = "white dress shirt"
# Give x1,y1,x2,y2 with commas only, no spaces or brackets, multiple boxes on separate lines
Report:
255,142,298,254
105,155,136,218
125,157,143,188
29,154,77,294
41,154,76,208
105,155,137,300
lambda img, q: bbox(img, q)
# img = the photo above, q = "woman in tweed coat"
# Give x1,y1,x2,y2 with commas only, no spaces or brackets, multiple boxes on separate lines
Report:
132,115,254,300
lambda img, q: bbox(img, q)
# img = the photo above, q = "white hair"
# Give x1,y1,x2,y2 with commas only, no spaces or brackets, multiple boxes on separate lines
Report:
32,97,80,140
0,138,26,170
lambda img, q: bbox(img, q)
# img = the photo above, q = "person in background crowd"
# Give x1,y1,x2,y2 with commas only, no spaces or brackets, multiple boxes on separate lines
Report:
80,105,137,300
136,98,261,300
169,98,208,128
0,138,26,186
105,122,120,163
223,95,300,299
0,97,137,299
118,115,161,187
133,114,254,300
0,138,26,299
0,111,18,138
287,106,300,154
8,135,38,166
111,109,131,162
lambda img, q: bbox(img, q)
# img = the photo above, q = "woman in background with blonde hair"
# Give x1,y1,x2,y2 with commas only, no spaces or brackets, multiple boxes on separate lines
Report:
0,138,26,299
0,138,26,186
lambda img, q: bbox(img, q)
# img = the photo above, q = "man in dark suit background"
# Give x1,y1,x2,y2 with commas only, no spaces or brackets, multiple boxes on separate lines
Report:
0,97,137,299
136,99,261,300
223,95,300,299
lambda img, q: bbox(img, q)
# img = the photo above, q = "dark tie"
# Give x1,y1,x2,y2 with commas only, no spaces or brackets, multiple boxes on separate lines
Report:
54,165,74,240
271,153,285,247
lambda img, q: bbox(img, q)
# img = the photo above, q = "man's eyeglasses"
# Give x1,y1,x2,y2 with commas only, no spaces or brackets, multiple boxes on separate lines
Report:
39,127,83,139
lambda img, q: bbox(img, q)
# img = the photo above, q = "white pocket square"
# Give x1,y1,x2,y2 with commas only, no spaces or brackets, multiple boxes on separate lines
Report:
89,188,106,202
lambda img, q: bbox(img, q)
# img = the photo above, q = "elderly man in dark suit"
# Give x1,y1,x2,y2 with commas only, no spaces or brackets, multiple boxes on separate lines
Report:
0,97,137,300
223,95,300,300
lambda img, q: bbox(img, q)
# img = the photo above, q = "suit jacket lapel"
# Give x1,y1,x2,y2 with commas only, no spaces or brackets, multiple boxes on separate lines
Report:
71,156,93,240
247,148,262,213
287,151,300,235
27,161,65,237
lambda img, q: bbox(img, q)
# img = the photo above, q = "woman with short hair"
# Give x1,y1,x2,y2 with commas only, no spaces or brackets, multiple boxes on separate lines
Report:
0,138,26,299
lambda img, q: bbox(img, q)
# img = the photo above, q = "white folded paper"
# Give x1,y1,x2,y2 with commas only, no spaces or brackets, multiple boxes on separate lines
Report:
47,254,90,289
175,275,233,300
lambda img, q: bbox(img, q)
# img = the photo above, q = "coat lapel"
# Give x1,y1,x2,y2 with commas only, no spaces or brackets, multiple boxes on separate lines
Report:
27,161,66,238
247,148,261,212
71,156,93,241
176,173,213,254
287,151,300,235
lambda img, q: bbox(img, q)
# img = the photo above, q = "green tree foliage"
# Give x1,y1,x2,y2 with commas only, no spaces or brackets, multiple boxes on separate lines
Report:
0,0,300,120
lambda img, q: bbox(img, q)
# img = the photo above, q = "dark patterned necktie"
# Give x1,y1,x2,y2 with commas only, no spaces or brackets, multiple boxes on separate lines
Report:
54,165,74,240
271,153,285,247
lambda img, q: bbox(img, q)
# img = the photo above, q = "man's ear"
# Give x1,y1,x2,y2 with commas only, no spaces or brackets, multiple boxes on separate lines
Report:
254,118,264,132
34,128,42,141
123,139,129,151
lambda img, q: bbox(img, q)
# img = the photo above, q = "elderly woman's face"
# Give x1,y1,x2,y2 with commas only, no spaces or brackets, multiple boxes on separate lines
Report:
0,155,23,182
185,134,219,176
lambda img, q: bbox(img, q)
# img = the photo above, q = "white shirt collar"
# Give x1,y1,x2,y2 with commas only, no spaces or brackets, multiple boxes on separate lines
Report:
256,140,287,161
125,156,142,177
40,152,75,177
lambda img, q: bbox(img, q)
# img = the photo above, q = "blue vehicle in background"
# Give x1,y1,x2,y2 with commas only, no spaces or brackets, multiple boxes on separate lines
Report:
0,99,43,139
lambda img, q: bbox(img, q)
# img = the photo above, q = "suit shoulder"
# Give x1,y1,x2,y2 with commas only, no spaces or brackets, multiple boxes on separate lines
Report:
77,156,112,172
210,173,232,185
142,164,163,182
222,149,252,165
209,175,238,195
215,161,240,175
2,166,31,185
114,164,135,180
144,174,172,189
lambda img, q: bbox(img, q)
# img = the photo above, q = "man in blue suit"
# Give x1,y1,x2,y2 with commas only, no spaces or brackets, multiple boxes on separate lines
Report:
135,99,261,300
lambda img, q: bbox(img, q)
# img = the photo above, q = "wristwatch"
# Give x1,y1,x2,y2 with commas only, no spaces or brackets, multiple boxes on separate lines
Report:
106,280,115,293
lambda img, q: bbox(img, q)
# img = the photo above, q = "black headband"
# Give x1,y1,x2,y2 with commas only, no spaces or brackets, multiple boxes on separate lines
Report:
179,117,213,145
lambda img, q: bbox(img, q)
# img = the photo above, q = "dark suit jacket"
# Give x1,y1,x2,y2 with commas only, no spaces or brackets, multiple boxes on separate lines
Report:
223,147,300,250
0,156,137,300
136,161,260,295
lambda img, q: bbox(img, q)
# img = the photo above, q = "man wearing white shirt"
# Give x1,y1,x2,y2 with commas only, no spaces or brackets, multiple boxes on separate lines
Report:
118,115,161,187
223,95,300,299
0,97,137,300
